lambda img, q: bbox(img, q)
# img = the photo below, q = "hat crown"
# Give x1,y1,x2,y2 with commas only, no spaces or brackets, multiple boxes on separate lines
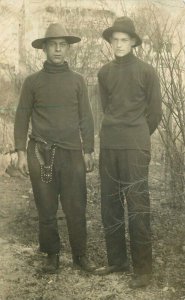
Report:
45,23,69,39
32,23,81,49
102,16,142,47
113,16,135,32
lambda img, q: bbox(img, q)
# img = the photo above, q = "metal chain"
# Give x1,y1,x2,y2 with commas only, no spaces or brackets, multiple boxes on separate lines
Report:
35,143,56,183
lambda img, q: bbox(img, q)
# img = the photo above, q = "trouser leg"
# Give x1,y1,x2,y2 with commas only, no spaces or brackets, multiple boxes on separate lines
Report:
27,140,60,254
125,150,152,275
99,149,127,266
59,150,87,257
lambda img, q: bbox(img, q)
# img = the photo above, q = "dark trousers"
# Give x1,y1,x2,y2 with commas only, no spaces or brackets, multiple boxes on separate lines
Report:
27,140,87,256
99,149,152,275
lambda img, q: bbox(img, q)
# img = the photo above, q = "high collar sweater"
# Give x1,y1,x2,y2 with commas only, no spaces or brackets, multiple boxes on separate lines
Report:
98,52,162,150
14,61,94,153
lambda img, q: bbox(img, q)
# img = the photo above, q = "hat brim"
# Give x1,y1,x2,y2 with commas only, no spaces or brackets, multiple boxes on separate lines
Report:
32,36,81,49
102,26,142,47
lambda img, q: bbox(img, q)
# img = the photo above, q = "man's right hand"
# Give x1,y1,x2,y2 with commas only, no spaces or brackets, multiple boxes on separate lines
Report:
17,151,29,177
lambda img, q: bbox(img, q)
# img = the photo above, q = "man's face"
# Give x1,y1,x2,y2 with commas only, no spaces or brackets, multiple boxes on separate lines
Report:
110,32,136,57
43,38,70,65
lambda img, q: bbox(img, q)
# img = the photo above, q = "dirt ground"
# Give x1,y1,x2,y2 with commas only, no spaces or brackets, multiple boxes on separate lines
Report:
0,163,185,300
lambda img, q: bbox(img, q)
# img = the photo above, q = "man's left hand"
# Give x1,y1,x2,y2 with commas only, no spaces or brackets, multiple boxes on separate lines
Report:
84,153,94,173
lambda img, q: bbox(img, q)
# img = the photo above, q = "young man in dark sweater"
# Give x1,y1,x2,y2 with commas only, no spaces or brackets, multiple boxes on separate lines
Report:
95,17,162,288
14,23,94,273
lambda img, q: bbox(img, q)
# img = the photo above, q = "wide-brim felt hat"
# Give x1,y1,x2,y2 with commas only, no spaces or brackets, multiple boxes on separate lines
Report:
102,16,142,47
32,23,81,49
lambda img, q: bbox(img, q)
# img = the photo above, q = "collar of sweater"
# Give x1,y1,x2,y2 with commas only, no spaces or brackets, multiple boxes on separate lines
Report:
43,60,69,73
113,51,136,66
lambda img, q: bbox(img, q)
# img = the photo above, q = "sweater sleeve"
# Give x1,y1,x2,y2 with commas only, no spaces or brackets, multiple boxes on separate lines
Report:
14,77,34,151
98,69,109,113
78,76,94,154
145,67,162,135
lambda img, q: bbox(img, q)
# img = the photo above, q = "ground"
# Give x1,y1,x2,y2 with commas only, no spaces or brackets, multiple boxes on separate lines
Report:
0,163,185,300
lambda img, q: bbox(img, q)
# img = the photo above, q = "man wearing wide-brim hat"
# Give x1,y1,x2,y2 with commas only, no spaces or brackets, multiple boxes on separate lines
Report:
14,23,95,273
95,17,162,288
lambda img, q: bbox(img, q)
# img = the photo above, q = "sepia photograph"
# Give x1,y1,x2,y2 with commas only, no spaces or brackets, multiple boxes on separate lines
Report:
0,0,184,299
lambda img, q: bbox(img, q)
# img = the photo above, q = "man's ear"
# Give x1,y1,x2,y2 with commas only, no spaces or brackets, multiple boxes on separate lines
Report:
109,35,113,45
42,42,46,53
131,38,136,47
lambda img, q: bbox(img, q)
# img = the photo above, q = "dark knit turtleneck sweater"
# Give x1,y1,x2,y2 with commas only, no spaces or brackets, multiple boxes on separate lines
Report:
14,61,94,153
98,52,162,150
